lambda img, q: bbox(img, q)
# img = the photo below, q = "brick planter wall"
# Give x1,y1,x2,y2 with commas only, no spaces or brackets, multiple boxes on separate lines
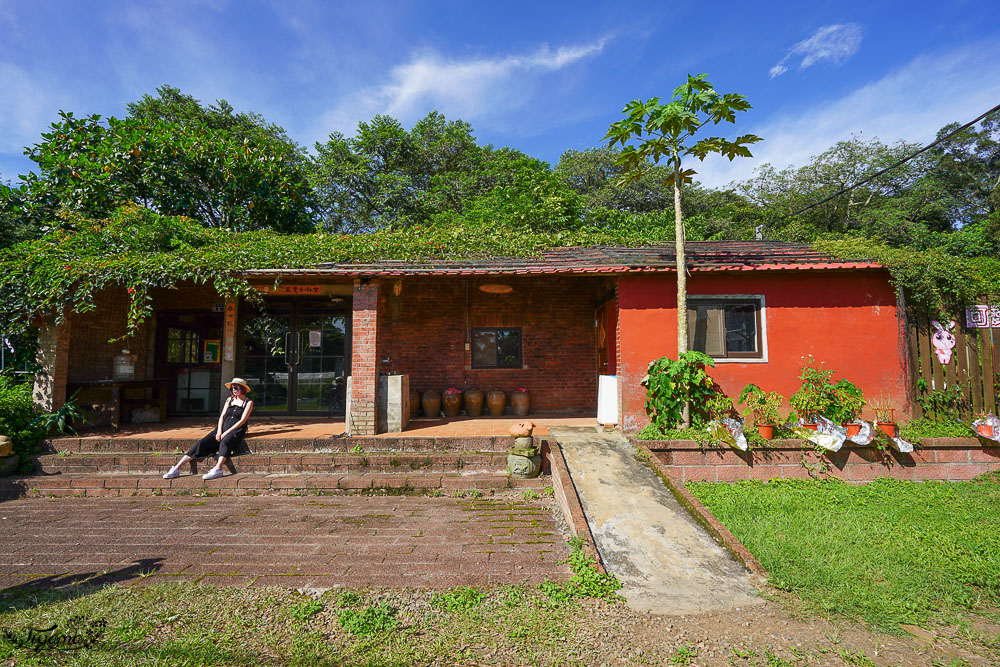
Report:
636,437,1000,484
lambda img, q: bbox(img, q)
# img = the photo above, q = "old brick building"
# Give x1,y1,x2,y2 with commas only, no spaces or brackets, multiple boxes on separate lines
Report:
33,242,911,434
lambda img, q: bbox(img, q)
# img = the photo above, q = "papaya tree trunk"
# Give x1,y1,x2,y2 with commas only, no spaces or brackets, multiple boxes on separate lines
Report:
674,157,689,426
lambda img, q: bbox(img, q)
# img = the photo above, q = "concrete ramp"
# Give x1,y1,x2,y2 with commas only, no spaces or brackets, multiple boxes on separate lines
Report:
550,426,763,615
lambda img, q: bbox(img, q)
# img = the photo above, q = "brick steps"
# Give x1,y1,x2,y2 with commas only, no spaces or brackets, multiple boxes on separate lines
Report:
45,435,539,454
1,472,549,498
35,452,509,476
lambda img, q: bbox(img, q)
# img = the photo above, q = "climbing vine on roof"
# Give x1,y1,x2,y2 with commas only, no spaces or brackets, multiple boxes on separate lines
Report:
2,206,996,341
0,205,677,338
815,237,1000,317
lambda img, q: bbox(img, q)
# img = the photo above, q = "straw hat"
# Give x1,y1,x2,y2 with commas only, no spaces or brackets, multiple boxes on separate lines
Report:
225,378,252,393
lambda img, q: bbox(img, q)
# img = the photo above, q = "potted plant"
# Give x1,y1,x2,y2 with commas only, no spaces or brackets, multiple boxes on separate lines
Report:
974,412,996,438
441,388,462,418
706,393,735,422
870,394,897,438
789,356,837,428
738,384,783,440
831,379,866,438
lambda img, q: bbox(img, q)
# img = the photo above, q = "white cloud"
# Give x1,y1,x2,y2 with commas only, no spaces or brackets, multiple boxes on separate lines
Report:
694,42,1000,190
0,63,71,156
770,24,862,79
316,38,609,139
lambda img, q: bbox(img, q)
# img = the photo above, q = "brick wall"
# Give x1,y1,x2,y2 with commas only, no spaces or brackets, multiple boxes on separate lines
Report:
68,287,150,382
640,438,1000,483
350,280,379,435
32,317,71,410
379,276,608,413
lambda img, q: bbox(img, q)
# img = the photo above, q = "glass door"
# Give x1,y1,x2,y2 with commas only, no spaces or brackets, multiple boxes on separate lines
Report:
242,304,293,413
241,301,349,415
296,306,348,415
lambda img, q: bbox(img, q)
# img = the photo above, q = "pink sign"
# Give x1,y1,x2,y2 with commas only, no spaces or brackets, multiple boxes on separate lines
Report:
966,305,1000,329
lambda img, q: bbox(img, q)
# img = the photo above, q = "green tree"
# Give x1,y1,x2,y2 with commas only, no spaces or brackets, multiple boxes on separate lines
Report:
0,87,316,233
309,111,487,232
604,74,762,361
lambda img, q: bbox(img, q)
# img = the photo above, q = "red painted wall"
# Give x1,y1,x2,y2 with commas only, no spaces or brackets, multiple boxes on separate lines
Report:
617,270,910,431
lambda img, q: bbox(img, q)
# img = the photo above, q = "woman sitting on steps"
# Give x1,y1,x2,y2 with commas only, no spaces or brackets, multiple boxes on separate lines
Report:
163,378,254,480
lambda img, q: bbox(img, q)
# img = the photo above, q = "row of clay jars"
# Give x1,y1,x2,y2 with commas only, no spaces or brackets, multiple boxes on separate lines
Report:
408,388,529,418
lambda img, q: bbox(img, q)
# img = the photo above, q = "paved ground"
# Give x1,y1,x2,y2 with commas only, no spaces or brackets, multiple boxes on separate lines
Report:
66,415,596,441
0,495,570,591
551,426,763,615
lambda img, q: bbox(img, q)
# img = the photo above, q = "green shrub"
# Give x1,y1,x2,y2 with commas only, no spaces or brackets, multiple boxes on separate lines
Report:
430,586,486,612
289,598,323,622
337,602,398,636
643,352,718,430
900,417,975,440
0,375,45,470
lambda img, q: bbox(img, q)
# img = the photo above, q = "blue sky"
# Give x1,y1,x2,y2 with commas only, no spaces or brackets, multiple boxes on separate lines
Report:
1,0,998,189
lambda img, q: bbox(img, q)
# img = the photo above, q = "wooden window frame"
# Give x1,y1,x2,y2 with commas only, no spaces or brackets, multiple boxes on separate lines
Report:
471,327,523,369
687,295,767,362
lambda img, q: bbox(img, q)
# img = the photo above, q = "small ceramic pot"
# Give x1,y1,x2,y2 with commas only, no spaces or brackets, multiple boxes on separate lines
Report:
975,423,994,438
421,389,441,418
442,391,462,418
510,390,530,417
486,389,506,417
757,425,774,440
464,389,484,417
844,423,861,438
409,390,420,419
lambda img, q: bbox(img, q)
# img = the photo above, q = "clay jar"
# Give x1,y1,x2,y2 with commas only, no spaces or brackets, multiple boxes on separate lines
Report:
510,389,530,417
421,389,441,418
486,389,506,417
441,390,462,418
409,390,420,419
464,389,484,417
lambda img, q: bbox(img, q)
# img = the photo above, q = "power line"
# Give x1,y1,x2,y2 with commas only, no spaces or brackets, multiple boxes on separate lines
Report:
769,101,1000,225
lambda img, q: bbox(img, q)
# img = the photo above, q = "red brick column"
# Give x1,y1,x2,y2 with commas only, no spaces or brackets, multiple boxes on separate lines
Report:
350,279,379,435
33,316,71,411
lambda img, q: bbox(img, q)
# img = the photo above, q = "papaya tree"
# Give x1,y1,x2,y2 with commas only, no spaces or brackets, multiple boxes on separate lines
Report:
604,74,762,358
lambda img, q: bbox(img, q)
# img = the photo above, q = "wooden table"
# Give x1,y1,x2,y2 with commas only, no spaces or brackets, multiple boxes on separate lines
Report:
67,378,169,430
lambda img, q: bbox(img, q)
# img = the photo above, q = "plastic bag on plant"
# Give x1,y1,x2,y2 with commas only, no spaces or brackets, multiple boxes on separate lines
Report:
972,414,1000,443
793,415,846,452
846,421,874,446
708,418,748,452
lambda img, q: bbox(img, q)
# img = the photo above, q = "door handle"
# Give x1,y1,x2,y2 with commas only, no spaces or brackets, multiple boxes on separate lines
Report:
284,331,295,367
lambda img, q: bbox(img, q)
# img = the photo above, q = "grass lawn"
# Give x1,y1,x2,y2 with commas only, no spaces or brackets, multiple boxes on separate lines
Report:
688,474,1000,636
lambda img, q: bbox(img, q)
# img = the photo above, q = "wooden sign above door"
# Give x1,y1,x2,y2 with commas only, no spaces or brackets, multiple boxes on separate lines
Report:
252,283,353,296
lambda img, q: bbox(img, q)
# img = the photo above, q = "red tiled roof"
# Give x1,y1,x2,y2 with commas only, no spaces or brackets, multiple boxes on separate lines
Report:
246,242,879,277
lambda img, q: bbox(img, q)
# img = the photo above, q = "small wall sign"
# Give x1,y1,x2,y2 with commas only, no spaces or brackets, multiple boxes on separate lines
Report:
966,305,1000,329
309,330,322,348
203,339,221,363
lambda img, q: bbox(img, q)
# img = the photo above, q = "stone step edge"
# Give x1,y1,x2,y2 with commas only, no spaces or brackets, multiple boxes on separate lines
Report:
45,435,547,454
1,472,550,497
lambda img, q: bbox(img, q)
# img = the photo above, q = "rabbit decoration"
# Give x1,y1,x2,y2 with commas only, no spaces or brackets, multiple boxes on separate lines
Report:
930,320,957,365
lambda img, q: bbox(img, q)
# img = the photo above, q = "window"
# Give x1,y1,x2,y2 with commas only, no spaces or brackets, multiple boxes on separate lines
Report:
472,328,522,369
687,297,764,360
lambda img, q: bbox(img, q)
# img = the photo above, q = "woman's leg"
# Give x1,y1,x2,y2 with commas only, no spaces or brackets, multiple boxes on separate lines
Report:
165,433,216,478
203,432,243,479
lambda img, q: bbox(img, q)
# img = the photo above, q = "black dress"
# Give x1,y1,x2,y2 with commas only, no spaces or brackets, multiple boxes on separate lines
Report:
186,400,250,460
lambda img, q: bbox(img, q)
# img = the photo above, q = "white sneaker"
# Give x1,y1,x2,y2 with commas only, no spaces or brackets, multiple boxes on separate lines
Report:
202,468,224,480
162,468,180,479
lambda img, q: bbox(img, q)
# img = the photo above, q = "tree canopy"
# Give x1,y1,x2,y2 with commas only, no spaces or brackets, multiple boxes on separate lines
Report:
0,85,997,327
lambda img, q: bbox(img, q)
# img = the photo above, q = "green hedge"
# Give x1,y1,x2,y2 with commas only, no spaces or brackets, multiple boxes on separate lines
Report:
0,375,44,473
